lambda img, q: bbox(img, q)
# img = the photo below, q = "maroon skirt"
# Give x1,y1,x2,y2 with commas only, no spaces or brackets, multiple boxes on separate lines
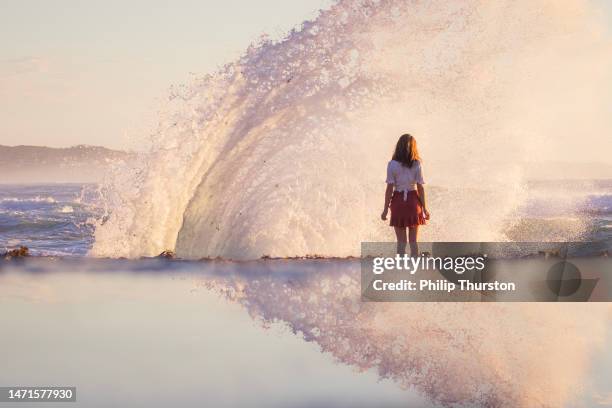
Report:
389,190,426,228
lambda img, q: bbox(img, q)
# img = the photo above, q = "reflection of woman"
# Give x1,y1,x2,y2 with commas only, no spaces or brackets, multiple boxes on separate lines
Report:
381,134,430,256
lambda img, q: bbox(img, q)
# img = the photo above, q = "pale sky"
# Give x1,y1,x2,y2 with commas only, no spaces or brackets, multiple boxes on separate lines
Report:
0,0,610,151
0,0,333,149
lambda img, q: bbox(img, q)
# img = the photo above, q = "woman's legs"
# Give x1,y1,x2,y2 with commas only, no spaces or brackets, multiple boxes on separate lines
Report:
408,226,419,257
394,227,407,255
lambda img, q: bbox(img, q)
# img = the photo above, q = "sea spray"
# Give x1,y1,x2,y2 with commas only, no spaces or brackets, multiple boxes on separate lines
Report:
91,0,612,259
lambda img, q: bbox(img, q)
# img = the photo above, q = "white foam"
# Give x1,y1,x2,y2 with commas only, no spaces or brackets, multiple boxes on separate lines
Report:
91,0,612,259
1,196,57,204
58,206,74,214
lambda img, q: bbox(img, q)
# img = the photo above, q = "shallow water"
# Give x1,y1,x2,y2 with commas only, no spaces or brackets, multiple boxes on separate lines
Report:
1,258,611,407
0,259,430,408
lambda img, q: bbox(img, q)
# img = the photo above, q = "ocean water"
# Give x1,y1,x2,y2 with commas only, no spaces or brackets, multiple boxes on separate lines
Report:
1,181,610,257
0,184,102,256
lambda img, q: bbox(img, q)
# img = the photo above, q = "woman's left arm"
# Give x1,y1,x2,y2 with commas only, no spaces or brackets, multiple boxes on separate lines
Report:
416,162,430,219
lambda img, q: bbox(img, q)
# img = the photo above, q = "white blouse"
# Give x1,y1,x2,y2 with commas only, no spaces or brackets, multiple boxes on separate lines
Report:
386,160,425,198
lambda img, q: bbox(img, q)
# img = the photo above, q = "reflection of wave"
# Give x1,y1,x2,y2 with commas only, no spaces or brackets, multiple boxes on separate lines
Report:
196,260,611,407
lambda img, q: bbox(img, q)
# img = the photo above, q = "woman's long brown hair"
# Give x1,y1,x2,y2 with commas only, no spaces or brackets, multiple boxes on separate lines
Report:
392,133,421,168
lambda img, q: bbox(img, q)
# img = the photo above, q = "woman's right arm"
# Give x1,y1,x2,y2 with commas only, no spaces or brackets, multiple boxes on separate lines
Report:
382,162,395,220
417,183,430,220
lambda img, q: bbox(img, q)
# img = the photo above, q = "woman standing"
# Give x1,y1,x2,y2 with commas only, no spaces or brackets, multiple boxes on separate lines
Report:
381,134,430,256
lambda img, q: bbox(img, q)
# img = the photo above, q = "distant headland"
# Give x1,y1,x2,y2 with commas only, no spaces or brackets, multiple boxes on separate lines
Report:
0,144,132,183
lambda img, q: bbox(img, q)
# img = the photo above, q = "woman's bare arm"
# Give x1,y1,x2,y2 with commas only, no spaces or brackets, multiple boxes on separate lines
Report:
417,183,430,219
381,184,394,220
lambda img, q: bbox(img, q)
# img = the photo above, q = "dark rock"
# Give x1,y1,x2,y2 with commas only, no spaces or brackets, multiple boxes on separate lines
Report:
158,250,176,259
2,246,30,259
